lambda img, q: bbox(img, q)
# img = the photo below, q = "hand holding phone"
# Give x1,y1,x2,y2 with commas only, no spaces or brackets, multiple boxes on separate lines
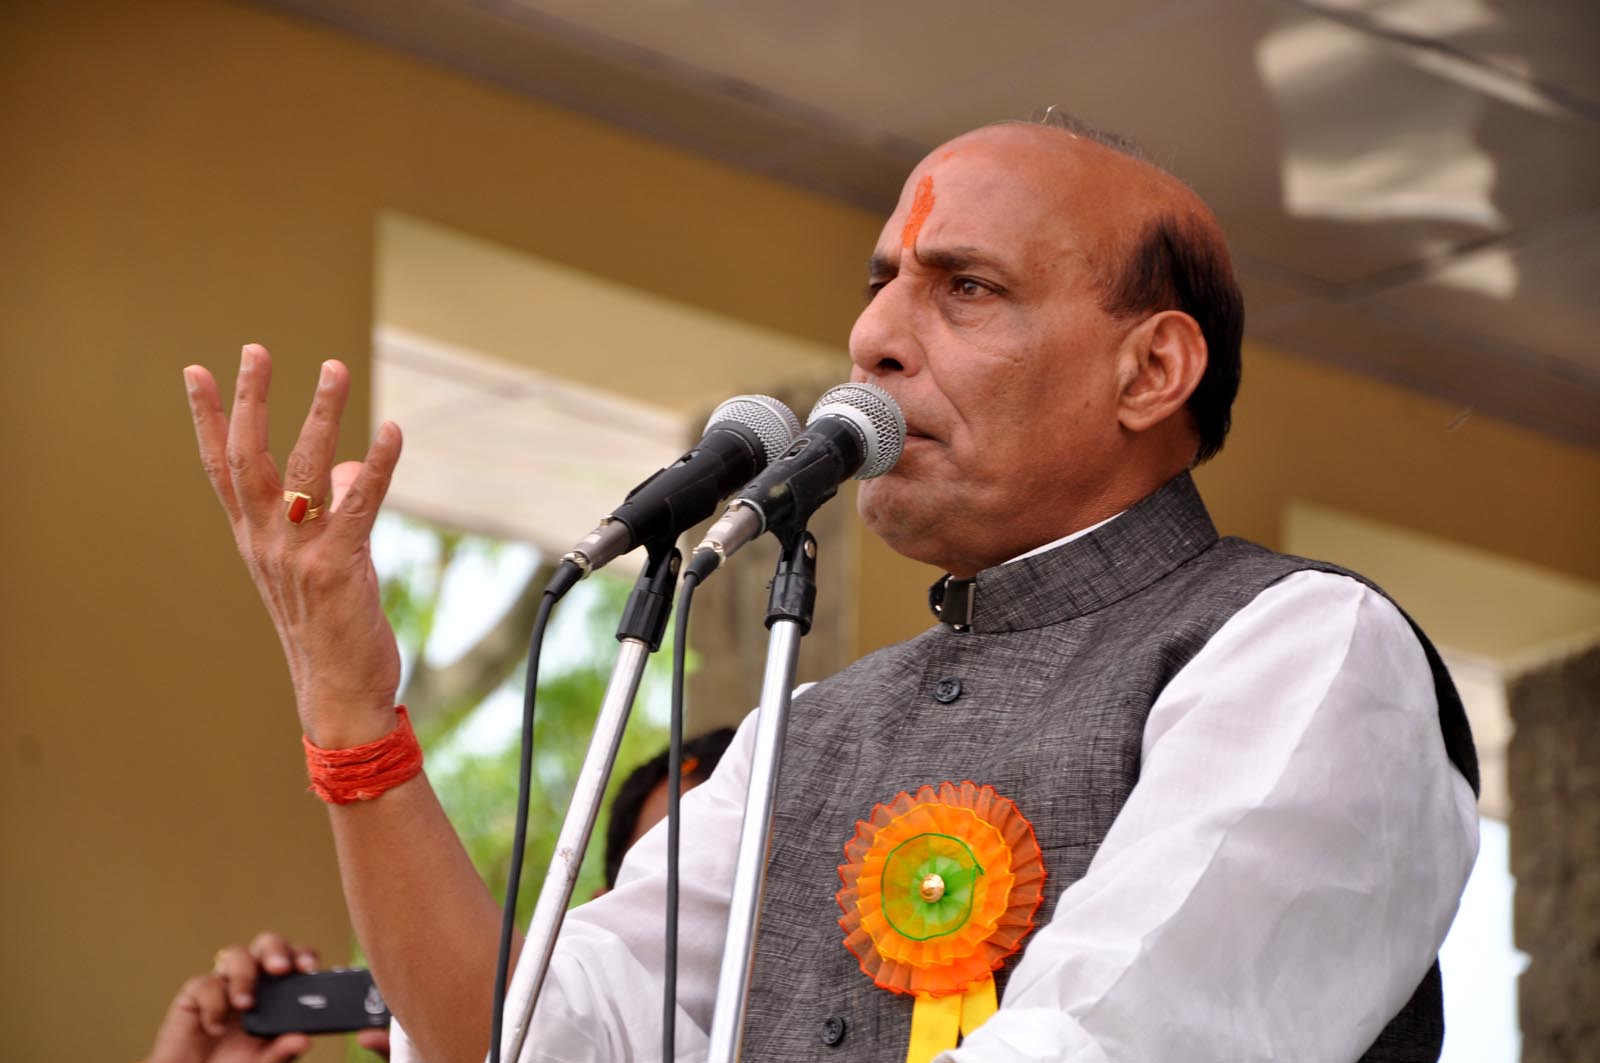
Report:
148,934,391,1063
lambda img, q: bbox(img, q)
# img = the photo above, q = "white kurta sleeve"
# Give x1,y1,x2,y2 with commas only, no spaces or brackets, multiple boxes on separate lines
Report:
943,570,1479,1063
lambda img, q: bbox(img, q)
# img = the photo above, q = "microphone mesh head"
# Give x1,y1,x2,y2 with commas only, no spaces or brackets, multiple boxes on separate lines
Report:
705,395,802,465
808,382,906,479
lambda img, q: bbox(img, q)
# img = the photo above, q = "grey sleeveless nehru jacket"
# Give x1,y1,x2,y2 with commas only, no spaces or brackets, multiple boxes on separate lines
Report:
738,472,1478,1062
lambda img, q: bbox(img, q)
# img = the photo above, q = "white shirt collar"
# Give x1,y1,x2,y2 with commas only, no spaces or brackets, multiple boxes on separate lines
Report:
1003,510,1123,566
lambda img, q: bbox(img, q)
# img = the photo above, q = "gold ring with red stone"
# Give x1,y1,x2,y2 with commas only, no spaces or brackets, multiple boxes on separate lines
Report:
283,490,324,524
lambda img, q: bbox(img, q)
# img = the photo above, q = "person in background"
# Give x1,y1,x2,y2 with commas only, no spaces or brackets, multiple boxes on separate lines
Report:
600,727,738,894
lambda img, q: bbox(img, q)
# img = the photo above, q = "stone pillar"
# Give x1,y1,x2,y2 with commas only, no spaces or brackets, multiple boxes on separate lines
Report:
1507,639,1600,1063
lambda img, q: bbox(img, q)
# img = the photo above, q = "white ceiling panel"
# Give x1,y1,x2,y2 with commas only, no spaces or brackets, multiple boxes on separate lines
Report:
1369,211,1600,381
376,327,690,566
497,0,1169,126
1298,0,1600,111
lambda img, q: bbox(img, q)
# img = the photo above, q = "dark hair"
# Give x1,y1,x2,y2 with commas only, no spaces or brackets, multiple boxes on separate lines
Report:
1101,216,1244,463
602,727,738,889
1009,110,1245,462
1026,105,1146,158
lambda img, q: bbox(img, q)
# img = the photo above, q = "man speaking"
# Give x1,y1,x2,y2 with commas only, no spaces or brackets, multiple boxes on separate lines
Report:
182,116,1478,1062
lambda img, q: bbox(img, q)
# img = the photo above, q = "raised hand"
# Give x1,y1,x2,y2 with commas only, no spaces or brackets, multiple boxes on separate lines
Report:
184,344,404,748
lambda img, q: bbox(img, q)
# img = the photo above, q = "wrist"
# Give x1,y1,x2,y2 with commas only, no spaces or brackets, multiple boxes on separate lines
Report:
298,694,399,749
304,705,424,805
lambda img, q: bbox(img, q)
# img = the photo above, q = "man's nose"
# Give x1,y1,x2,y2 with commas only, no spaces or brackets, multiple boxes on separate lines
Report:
848,277,921,382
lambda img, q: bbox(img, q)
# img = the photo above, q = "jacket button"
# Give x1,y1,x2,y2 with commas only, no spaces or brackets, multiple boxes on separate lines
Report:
820,1014,847,1046
934,676,963,703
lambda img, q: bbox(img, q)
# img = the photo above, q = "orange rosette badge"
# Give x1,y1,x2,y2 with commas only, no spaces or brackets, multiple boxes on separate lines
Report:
836,781,1044,1063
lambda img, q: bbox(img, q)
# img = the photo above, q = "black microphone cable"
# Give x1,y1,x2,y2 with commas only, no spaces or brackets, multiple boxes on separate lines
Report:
662,566,700,1063
490,560,583,1063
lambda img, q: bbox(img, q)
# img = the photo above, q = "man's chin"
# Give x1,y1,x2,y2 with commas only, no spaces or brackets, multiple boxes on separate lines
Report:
858,481,943,563
855,476,903,532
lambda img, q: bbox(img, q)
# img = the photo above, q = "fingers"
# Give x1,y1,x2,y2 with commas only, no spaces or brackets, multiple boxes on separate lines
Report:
214,941,266,1010
225,344,282,522
179,971,233,1037
291,943,321,973
328,461,363,514
259,1033,313,1063
326,422,402,545
185,365,243,524
188,934,330,1061
356,1028,393,1060
148,971,229,1060
193,348,390,535
212,930,307,1012
282,361,351,531
253,929,320,969
248,929,301,975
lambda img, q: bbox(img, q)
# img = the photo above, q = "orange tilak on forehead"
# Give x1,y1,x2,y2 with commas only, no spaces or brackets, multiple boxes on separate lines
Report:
900,175,935,249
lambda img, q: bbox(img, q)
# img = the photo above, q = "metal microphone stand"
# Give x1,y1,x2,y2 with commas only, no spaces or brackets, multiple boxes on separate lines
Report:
495,544,682,1063
706,529,818,1063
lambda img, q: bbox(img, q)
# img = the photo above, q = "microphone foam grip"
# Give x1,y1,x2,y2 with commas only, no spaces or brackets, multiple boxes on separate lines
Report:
705,395,803,465
808,382,906,479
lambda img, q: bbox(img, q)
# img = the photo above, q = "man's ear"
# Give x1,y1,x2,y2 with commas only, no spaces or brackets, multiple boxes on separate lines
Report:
1115,310,1208,434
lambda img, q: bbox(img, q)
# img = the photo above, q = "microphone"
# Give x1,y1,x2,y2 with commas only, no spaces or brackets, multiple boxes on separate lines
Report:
685,382,905,581
561,395,802,576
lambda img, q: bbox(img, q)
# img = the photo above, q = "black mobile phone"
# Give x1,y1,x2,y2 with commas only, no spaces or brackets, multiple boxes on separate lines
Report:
241,967,391,1037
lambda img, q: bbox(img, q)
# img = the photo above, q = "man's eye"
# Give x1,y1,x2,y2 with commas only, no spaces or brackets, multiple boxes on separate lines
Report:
864,280,889,302
951,277,991,298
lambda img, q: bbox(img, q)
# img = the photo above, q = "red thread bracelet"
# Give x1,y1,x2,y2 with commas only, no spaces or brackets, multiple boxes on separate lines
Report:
303,706,424,805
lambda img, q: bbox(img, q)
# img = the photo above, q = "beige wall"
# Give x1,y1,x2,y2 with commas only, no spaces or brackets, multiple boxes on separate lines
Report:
0,2,875,1057
4,1,1598,1059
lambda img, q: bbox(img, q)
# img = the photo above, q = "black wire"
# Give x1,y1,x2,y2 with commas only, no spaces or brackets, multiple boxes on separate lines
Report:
489,581,564,1063
663,569,698,1062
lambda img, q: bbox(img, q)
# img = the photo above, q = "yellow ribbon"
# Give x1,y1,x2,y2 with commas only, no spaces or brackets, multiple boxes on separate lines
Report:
904,976,999,1063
